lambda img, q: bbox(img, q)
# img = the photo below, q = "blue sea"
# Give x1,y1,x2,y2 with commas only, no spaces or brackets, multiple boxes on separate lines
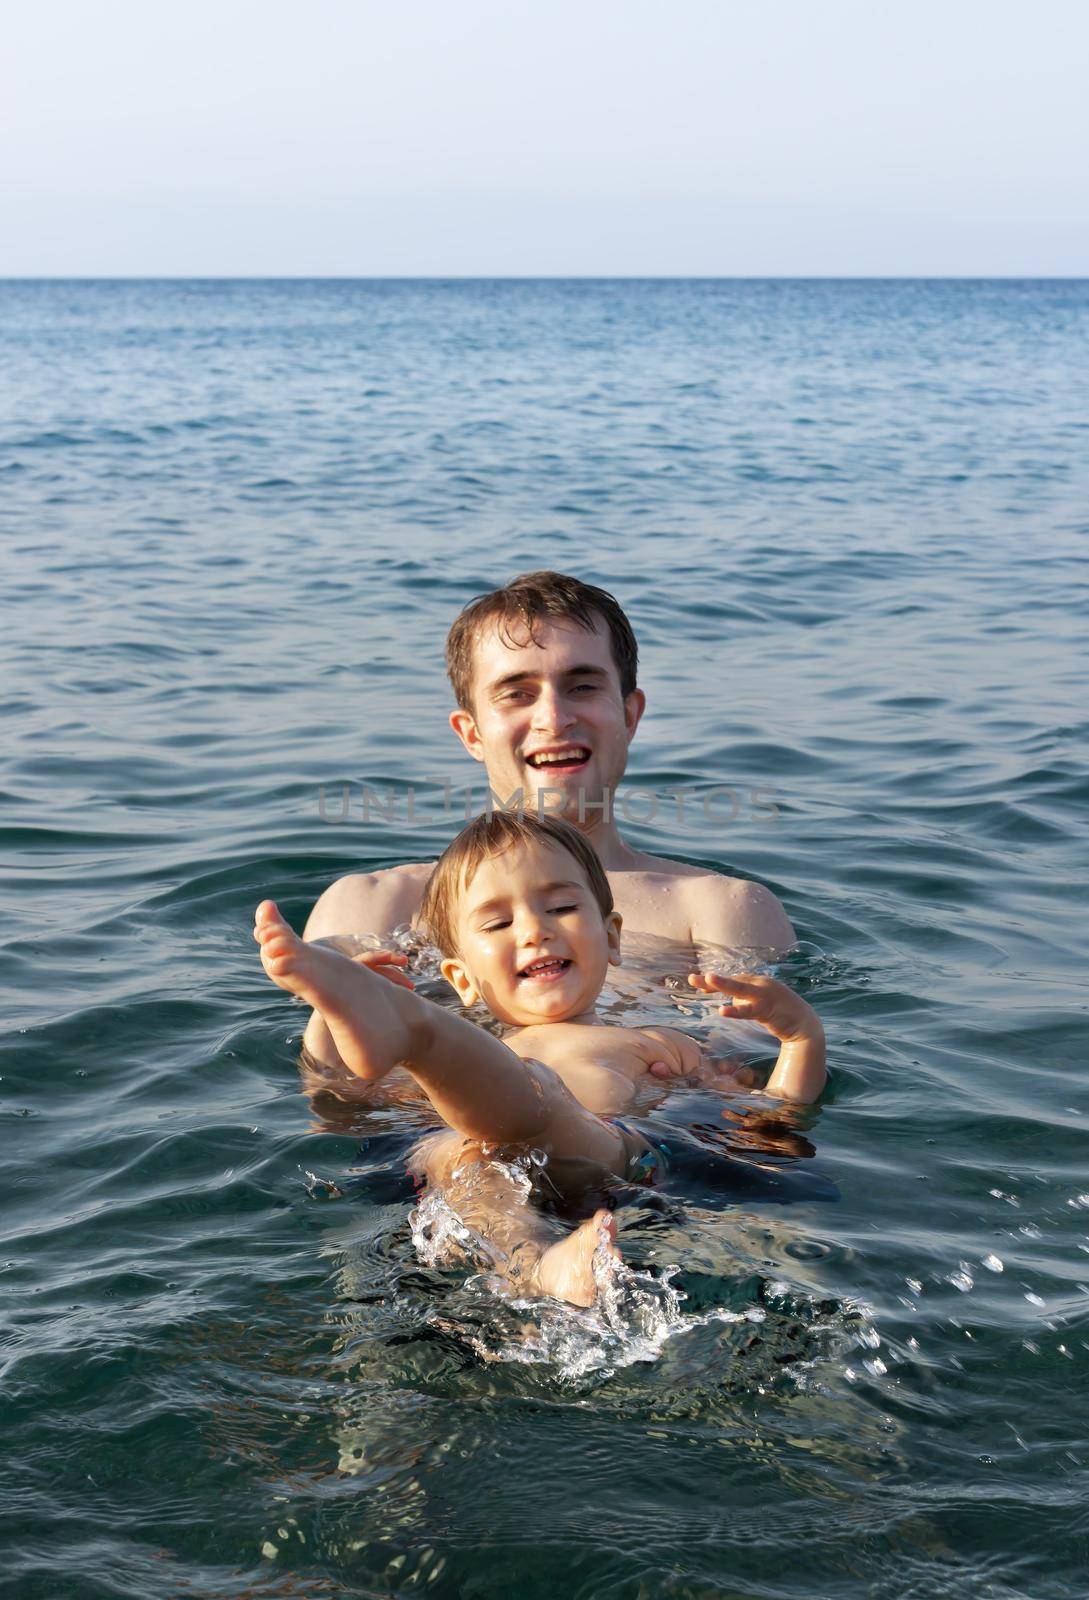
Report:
2,279,1087,1599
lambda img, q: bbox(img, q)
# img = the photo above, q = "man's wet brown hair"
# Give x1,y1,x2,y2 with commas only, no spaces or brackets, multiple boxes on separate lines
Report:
445,571,639,712
420,810,614,959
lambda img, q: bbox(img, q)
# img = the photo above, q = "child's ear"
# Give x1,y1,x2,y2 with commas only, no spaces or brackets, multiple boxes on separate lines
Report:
441,956,480,1007
606,910,623,967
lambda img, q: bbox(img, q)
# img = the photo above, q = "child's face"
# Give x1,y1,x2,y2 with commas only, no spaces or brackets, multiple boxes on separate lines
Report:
440,838,621,1028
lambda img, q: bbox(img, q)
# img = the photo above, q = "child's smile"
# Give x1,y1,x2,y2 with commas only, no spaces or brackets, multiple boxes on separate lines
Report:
517,955,573,983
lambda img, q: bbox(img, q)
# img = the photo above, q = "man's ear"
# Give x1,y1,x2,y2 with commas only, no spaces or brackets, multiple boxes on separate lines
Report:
449,707,486,764
606,910,623,967
623,688,646,742
440,956,480,1007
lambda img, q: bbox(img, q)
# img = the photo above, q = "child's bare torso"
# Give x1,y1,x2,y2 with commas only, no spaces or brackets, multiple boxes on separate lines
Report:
506,1019,702,1116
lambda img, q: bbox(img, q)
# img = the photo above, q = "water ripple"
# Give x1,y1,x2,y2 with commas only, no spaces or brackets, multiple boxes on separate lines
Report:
1,279,1087,1600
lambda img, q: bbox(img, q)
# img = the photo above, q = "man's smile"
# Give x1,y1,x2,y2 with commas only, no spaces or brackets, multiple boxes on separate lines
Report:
523,745,591,773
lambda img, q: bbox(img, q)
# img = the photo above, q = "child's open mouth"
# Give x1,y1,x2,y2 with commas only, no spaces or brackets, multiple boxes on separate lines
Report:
524,746,590,775
517,957,572,982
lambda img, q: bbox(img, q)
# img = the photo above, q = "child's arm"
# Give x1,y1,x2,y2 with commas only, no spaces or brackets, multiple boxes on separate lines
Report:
687,972,827,1104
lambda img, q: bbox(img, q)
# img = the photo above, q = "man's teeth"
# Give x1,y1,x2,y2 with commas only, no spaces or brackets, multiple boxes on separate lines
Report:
527,749,589,767
520,958,569,977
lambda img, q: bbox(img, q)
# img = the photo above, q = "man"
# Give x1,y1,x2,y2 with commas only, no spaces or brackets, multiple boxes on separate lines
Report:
303,571,793,1067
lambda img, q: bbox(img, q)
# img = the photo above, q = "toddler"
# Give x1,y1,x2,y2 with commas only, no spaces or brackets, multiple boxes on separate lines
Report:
255,812,825,1304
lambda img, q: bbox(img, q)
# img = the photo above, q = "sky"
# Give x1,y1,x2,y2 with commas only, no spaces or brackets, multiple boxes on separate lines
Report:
3,0,1087,276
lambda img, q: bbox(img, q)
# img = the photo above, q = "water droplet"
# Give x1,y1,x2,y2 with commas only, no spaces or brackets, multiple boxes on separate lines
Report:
982,1254,1004,1273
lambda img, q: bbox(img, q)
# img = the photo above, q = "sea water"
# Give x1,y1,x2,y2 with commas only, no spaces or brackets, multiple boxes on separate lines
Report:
1,279,1087,1598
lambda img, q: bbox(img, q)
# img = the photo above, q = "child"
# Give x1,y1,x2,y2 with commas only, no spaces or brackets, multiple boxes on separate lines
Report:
255,813,825,1306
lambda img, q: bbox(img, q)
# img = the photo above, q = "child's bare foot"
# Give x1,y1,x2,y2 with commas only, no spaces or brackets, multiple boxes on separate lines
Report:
533,1209,619,1307
254,899,410,1081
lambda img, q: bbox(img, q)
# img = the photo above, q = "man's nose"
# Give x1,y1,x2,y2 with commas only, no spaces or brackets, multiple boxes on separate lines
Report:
530,687,577,732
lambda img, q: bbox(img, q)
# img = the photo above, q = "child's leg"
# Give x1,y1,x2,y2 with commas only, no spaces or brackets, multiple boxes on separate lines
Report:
255,900,626,1172
417,1131,620,1308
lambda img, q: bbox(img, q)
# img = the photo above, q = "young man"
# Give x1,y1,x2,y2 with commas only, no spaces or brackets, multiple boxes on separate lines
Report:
303,571,794,1069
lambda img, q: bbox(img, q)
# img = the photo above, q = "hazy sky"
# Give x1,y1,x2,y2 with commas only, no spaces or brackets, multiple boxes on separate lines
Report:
4,0,1087,275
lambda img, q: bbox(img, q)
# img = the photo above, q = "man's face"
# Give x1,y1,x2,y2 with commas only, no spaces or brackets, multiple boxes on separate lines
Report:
449,616,645,822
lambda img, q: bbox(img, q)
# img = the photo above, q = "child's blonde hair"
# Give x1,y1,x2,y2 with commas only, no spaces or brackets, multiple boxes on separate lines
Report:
420,811,613,957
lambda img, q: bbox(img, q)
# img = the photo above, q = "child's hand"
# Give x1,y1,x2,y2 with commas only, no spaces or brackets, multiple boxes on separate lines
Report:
687,972,821,1045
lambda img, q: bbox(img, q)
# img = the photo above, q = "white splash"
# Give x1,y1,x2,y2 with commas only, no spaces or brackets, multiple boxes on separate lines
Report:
407,1158,766,1381
461,1248,767,1381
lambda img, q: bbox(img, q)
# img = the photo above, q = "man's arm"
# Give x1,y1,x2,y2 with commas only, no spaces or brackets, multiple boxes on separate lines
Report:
301,862,433,1068
684,874,795,955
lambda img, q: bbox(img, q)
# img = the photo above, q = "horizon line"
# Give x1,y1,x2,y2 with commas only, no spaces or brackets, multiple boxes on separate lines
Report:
1,273,1087,284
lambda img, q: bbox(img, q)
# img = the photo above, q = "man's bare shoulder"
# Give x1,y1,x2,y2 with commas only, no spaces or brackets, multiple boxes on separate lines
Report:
606,850,793,950
620,848,716,882
302,861,435,941
610,851,789,947
675,864,795,952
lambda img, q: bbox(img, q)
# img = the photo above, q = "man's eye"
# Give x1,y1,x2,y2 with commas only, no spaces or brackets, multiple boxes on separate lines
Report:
550,904,578,915
481,919,511,932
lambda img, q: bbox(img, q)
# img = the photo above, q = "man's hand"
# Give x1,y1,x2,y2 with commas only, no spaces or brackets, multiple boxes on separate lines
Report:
648,1056,693,1081
352,951,415,990
311,938,416,991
